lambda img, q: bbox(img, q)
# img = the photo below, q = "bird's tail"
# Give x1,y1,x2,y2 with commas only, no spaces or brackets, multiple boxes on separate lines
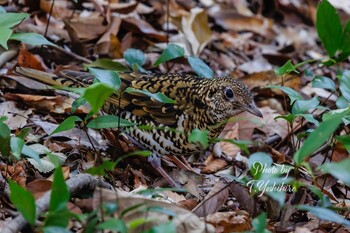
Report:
15,67,90,88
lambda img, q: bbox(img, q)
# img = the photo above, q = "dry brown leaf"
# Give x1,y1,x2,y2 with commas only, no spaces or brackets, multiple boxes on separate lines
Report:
0,101,32,130
228,182,255,214
96,17,122,56
40,0,73,19
122,17,167,42
181,7,212,55
177,199,199,210
110,1,138,14
68,15,108,40
212,11,274,37
193,180,229,217
0,162,26,187
17,45,47,71
206,211,252,233
26,179,52,199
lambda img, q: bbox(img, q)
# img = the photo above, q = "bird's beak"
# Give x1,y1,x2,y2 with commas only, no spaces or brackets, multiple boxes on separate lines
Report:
245,103,263,118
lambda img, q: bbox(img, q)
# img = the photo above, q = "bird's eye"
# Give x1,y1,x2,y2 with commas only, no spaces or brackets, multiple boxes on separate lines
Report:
224,87,234,100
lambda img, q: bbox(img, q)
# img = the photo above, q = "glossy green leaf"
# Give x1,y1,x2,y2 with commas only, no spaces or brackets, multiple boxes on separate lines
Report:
97,219,127,233
21,145,41,163
50,167,70,212
336,135,350,153
312,76,336,91
294,108,350,164
0,122,11,157
43,226,72,233
188,129,209,148
44,209,74,228
298,114,319,126
320,159,350,186
188,56,214,78
292,97,320,114
0,12,28,49
340,20,350,53
316,0,342,57
17,127,30,140
87,115,136,129
10,137,25,159
267,85,302,104
336,96,349,108
50,116,82,135
10,32,56,47
297,205,350,227
248,152,272,179
84,83,114,113
143,221,176,233
85,160,115,176
9,180,36,225
340,71,350,102
124,48,145,71
274,60,299,75
154,44,185,66
88,67,121,91
115,150,151,166
124,87,175,104
252,212,271,233
86,58,128,71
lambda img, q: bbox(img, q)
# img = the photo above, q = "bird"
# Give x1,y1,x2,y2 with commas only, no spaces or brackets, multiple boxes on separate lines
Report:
15,67,262,187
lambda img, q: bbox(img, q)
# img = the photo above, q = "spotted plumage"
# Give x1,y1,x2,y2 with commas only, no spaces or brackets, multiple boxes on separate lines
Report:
15,67,262,186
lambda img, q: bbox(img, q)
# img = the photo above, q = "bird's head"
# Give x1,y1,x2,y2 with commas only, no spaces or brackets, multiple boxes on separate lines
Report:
206,77,262,122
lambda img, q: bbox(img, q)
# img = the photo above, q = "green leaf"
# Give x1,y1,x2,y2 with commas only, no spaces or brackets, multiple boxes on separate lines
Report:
188,56,214,78
153,44,185,66
312,76,336,91
10,137,25,159
336,135,350,153
115,150,151,166
340,71,350,102
50,167,70,212
142,221,176,233
43,226,72,233
88,67,121,91
50,116,82,135
17,127,30,140
316,0,343,57
188,129,209,148
124,48,145,71
44,209,74,228
21,145,41,163
10,32,56,47
124,87,176,104
87,115,136,129
97,219,127,233
298,114,319,126
320,159,350,186
248,152,272,179
294,108,350,164
0,116,8,122
0,12,29,49
341,20,350,53
292,97,320,114
83,83,114,113
9,180,36,225
252,212,271,233
297,205,350,227
85,160,115,176
0,122,11,157
267,85,303,104
86,58,128,71
274,60,299,75
336,96,349,108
